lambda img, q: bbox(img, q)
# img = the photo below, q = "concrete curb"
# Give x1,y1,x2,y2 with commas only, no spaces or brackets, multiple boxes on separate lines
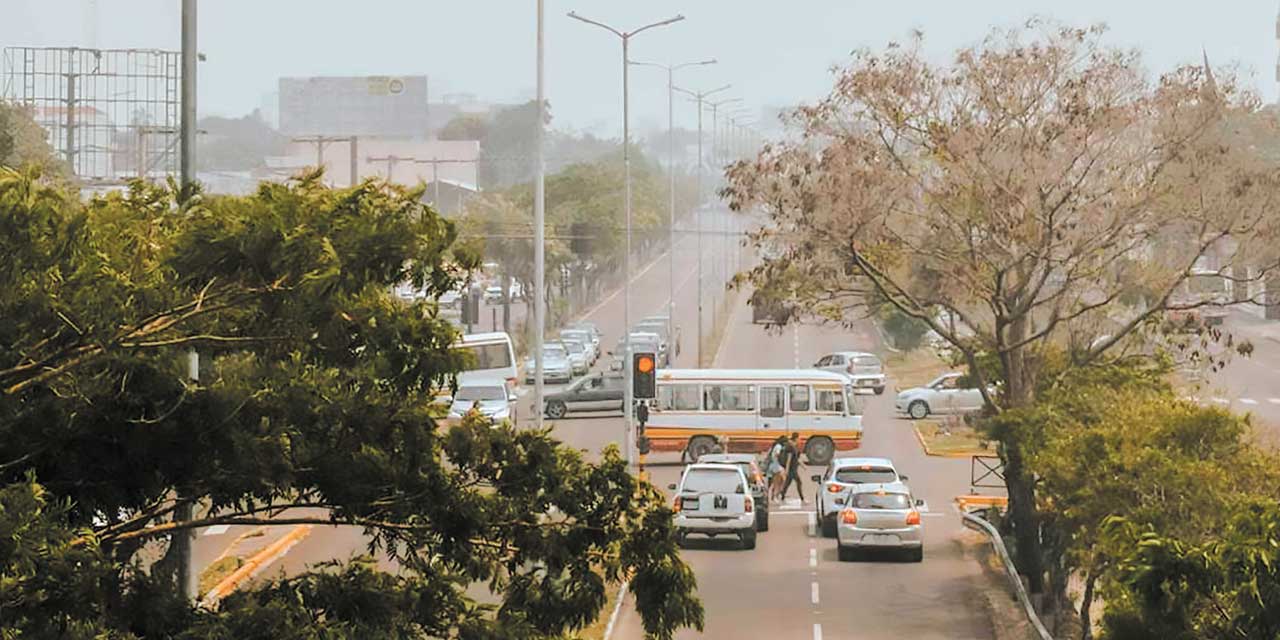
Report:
911,423,987,458
200,524,313,607
602,579,630,640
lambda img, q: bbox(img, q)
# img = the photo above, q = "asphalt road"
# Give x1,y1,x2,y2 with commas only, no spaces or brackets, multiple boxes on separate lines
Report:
609,294,993,640
1193,311,1280,436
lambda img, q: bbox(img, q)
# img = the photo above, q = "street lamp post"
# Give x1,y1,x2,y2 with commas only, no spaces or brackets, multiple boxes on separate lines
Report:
569,10,685,467
703,97,741,323
535,0,546,430
628,58,715,367
672,84,730,367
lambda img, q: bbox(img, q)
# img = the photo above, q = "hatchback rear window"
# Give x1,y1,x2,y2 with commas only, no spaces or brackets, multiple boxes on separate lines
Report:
682,469,745,493
833,467,898,484
851,493,911,509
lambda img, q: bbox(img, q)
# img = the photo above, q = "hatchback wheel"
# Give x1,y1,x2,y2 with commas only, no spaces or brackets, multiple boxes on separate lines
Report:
545,401,567,419
820,514,837,538
837,544,857,562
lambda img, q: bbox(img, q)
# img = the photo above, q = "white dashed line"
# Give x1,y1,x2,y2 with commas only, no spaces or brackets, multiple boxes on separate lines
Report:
922,512,946,518
811,581,820,605
813,623,823,640
1241,398,1259,405
807,512,816,537
202,524,230,536
1212,397,1230,405
809,547,817,568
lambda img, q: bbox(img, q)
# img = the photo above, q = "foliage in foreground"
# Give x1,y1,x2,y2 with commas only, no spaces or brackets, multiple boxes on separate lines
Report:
0,166,702,639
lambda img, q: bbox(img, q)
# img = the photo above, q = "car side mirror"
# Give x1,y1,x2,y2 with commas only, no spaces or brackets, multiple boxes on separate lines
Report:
666,483,677,491
810,474,821,482
508,394,518,402
915,499,925,507
606,350,614,356
735,485,745,494
899,475,909,481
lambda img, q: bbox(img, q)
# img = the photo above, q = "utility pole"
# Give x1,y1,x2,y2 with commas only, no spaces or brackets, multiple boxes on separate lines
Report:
629,58,716,367
569,10,685,466
405,157,477,206
673,84,730,367
292,135,359,187
176,0,198,604
535,0,546,429
367,154,413,182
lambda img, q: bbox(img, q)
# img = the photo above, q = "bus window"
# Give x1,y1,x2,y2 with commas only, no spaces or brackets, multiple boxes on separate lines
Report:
658,384,701,411
759,386,785,418
815,388,844,413
705,384,754,411
457,343,513,371
789,384,811,412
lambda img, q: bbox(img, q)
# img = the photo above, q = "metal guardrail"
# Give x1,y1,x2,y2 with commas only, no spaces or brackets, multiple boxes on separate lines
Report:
961,510,1053,640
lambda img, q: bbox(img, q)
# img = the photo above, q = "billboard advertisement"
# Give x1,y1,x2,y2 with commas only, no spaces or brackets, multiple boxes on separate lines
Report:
279,75,428,138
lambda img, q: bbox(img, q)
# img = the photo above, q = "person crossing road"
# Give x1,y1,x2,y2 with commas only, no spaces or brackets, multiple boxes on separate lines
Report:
779,432,806,503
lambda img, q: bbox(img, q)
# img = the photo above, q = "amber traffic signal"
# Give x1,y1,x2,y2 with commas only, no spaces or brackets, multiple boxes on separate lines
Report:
633,352,657,399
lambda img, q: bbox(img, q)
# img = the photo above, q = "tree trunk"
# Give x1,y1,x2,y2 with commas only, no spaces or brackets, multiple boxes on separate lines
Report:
1080,569,1098,640
1000,312,1046,595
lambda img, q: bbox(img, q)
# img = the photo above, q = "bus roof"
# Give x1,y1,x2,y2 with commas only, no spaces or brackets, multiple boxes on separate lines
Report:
656,369,851,383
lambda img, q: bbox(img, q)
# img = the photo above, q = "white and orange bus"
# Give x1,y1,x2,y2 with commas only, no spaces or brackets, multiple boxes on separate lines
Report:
649,369,862,465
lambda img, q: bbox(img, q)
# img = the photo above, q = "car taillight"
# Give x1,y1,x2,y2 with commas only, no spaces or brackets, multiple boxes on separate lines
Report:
826,483,843,494
905,510,921,525
840,508,858,525
673,496,681,513
754,471,764,485
506,377,518,388
744,496,753,513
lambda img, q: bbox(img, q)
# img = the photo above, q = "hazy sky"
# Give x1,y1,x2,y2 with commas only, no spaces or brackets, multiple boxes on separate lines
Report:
4,1,1278,137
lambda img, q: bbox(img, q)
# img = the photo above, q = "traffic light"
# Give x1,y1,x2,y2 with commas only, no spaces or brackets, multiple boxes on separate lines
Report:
633,352,657,400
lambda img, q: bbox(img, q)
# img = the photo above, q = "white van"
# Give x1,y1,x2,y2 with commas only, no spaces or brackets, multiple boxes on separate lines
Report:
454,332,518,388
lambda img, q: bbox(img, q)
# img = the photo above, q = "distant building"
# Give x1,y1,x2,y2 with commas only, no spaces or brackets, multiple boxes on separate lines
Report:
279,75,429,138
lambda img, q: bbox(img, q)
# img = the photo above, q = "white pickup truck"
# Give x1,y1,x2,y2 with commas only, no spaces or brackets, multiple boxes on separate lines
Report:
814,351,887,395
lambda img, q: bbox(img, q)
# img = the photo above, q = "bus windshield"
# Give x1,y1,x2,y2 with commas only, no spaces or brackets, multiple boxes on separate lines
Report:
456,343,513,371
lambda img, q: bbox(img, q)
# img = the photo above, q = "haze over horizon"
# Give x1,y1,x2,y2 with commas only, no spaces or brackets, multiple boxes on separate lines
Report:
3,1,1278,137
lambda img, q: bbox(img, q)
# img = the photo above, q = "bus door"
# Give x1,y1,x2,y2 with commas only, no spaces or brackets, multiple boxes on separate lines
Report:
757,384,788,437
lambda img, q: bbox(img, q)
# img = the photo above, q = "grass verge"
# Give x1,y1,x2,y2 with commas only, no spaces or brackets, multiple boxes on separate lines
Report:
915,419,994,457
701,288,743,367
199,556,244,599
882,348,951,389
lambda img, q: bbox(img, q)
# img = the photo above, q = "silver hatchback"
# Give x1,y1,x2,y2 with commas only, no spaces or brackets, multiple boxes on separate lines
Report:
835,483,924,562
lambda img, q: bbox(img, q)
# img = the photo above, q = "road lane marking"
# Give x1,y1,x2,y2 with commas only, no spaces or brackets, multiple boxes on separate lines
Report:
770,511,818,516
602,578,630,640
1241,398,1259,405
1211,397,1230,404
809,547,817,568
813,623,823,640
202,524,230,536
1270,398,1280,405
922,512,945,518
811,581,820,605
807,512,816,537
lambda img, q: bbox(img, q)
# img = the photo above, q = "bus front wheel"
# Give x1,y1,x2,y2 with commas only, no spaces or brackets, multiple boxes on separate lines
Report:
686,436,716,461
804,436,835,466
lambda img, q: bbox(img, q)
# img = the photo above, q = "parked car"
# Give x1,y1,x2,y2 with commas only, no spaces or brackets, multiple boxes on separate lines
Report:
447,380,518,425
814,351,886,395
544,372,625,418
668,463,758,550
894,372,984,419
483,285,505,304
560,339,590,375
566,321,602,348
438,289,462,310
523,343,573,384
812,457,906,538
608,332,662,371
836,482,924,562
696,453,770,532
560,328,598,364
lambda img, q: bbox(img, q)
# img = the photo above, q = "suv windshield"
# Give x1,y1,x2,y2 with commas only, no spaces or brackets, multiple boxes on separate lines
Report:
833,467,898,484
563,341,585,354
681,469,744,494
543,345,567,358
455,386,505,402
851,492,911,510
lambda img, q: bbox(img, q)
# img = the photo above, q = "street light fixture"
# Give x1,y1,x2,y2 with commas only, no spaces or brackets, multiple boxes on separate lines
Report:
568,10,685,467
628,57,716,370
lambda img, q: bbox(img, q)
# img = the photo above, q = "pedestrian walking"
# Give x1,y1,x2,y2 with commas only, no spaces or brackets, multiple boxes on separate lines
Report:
780,432,806,503
766,436,786,502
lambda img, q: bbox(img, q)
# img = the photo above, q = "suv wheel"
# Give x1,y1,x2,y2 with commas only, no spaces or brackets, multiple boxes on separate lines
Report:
740,528,757,550
804,436,835,466
756,508,770,532
908,400,930,420
545,400,567,419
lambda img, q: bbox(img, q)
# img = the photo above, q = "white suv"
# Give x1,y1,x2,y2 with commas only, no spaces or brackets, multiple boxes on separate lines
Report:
814,351,886,395
811,457,905,538
669,463,758,550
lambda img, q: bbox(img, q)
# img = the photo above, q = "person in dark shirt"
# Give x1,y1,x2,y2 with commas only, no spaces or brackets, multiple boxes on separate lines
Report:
779,432,806,502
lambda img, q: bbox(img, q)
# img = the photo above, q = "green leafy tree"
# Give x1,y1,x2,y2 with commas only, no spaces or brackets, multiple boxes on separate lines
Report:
0,101,70,179
195,113,287,171
479,101,545,188
0,166,702,638
439,114,489,142
722,21,1280,596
